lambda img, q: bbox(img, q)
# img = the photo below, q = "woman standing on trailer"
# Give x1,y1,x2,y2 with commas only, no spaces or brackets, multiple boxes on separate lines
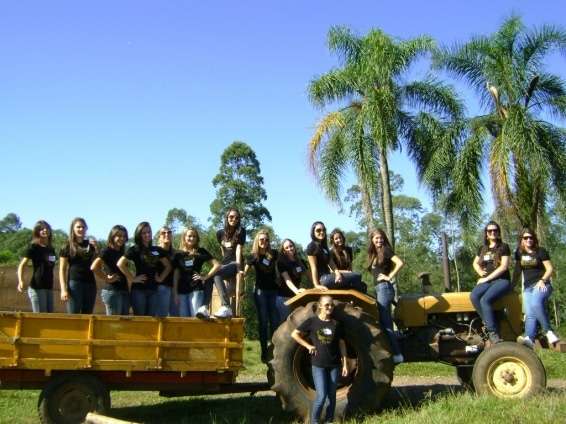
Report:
173,227,221,317
91,225,130,315
17,220,57,312
291,295,349,424
276,238,310,322
367,228,405,364
470,221,512,345
328,228,365,292
514,228,560,348
59,217,98,314
243,229,280,362
117,222,172,316
157,226,177,316
306,221,332,291
198,208,244,319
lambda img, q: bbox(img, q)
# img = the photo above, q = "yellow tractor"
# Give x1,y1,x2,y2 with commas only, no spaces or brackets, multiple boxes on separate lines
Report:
269,285,558,421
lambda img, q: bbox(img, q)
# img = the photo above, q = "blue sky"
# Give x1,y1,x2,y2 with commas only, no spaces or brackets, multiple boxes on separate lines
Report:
1,1,564,247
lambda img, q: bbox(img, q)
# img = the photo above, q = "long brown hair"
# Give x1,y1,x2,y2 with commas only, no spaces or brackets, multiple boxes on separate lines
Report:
222,208,243,244
32,220,53,247
329,228,351,270
107,225,128,255
517,227,539,253
479,220,503,267
367,228,393,270
68,217,88,257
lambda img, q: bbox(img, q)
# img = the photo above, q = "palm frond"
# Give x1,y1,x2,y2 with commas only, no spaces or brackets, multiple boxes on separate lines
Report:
327,26,363,64
401,78,464,120
308,112,346,174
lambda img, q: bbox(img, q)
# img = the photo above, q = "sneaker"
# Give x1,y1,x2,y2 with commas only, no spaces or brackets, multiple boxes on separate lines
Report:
546,330,560,345
517,335,534,349
195,305,210,319
214,306,233,319
392,354,404,364
488,332,502,345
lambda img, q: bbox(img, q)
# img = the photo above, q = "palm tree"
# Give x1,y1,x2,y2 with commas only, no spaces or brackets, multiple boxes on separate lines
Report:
308,26,463,246
435,16,566,233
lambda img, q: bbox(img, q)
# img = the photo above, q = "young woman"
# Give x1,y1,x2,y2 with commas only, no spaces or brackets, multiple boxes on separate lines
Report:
276,238,310,322
306,221,332,290
59,217,98,314
91,225,130,315
243,229,280,363
198,208,244,319
291,295,349,424
173,227,221,317
328,228,365,292
157,226,177,317
17,220,56,312
117,222,172,316
471,221,512,345
514,228,560,347
367,229,405,364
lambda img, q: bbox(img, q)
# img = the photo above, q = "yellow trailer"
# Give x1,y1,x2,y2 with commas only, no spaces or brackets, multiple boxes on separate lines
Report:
0,312,255,424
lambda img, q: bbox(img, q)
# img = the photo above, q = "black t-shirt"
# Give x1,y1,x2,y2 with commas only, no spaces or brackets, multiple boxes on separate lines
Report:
297,316,344,368
60,240,96,284
477,243,511,282
217,228,246,264
157,246,175,288
305,241,331,279
99,247,128,292
515,247,550,288
331,246,353,270
23,243,56,290
246,249,279,291
371,247,395,284
277,255,308,298
174,248,213,294
125,245,166,291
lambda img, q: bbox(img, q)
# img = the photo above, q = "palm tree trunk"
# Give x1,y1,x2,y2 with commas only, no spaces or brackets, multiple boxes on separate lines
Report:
360,187,376,233
378,146,395,249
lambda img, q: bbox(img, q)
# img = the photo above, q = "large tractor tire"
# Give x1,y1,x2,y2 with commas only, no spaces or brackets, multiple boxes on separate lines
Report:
38,373,110,424
472,342,546,399
269,300,393,421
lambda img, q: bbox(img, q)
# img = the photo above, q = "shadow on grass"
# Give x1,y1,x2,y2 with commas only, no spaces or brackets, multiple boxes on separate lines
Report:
109,393,295,424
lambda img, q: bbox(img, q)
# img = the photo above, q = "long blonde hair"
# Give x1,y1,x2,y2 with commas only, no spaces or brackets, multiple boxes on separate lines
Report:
179,227,200,254
251,229,271,259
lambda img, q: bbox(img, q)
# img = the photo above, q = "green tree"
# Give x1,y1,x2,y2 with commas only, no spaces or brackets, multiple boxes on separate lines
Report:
435,16,566,233
209,142,272,231
308,26,463,247
0,213,22,233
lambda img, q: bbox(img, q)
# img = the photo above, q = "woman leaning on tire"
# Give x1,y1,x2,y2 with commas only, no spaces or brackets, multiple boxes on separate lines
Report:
291,295,349,424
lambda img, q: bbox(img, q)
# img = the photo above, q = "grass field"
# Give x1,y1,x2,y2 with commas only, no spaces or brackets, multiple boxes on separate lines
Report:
1,339,565,423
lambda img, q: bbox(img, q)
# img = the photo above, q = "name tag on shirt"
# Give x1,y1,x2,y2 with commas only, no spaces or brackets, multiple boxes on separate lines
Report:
185,259,194,267
295,266,303,273
262,258,271,266
151,250,160,256
224,241,232,248
483,254,492,261
48,255,56,262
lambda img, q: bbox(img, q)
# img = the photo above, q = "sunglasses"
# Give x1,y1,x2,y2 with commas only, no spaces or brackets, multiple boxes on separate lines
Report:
486,228,499,234
522,235,534,240
259,238,269,242
228,215,239,220
314,228,325,233
321,303,334,308
160,231,172,235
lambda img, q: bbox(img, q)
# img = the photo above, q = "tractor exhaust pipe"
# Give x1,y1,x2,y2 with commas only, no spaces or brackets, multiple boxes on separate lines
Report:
442,232,452,292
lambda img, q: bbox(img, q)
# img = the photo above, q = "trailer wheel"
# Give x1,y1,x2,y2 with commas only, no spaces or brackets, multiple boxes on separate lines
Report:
455,366,474,391
472,342,546,398
269,300,393,421
38,374,110,424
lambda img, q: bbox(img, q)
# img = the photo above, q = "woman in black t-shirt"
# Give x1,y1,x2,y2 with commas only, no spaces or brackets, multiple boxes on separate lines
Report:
173,227,221,317
514,228,560,347
276,238,311,322
470,221,512,344
59,217,98,314
199,208,243,319
367,228,405,363
117,222,172,316
243,229,280,362
328,228,365,292
291,295,349,424
157,226,177,317
91,225,130,315
17,220,56,313
306,221,332,290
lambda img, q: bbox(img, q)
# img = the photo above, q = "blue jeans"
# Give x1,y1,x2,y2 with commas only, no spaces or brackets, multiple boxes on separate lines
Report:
178,291,205,317
130,288,159,316
523,284,553,340
156,285,173,317
253,287,279,356
470,278,512,333
320,271,364,291
204,262,234,307
276,295,290,323
311,365,339,424
376,281,401,355
100,289,130,315
67,280,97,314
27,287,53,313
